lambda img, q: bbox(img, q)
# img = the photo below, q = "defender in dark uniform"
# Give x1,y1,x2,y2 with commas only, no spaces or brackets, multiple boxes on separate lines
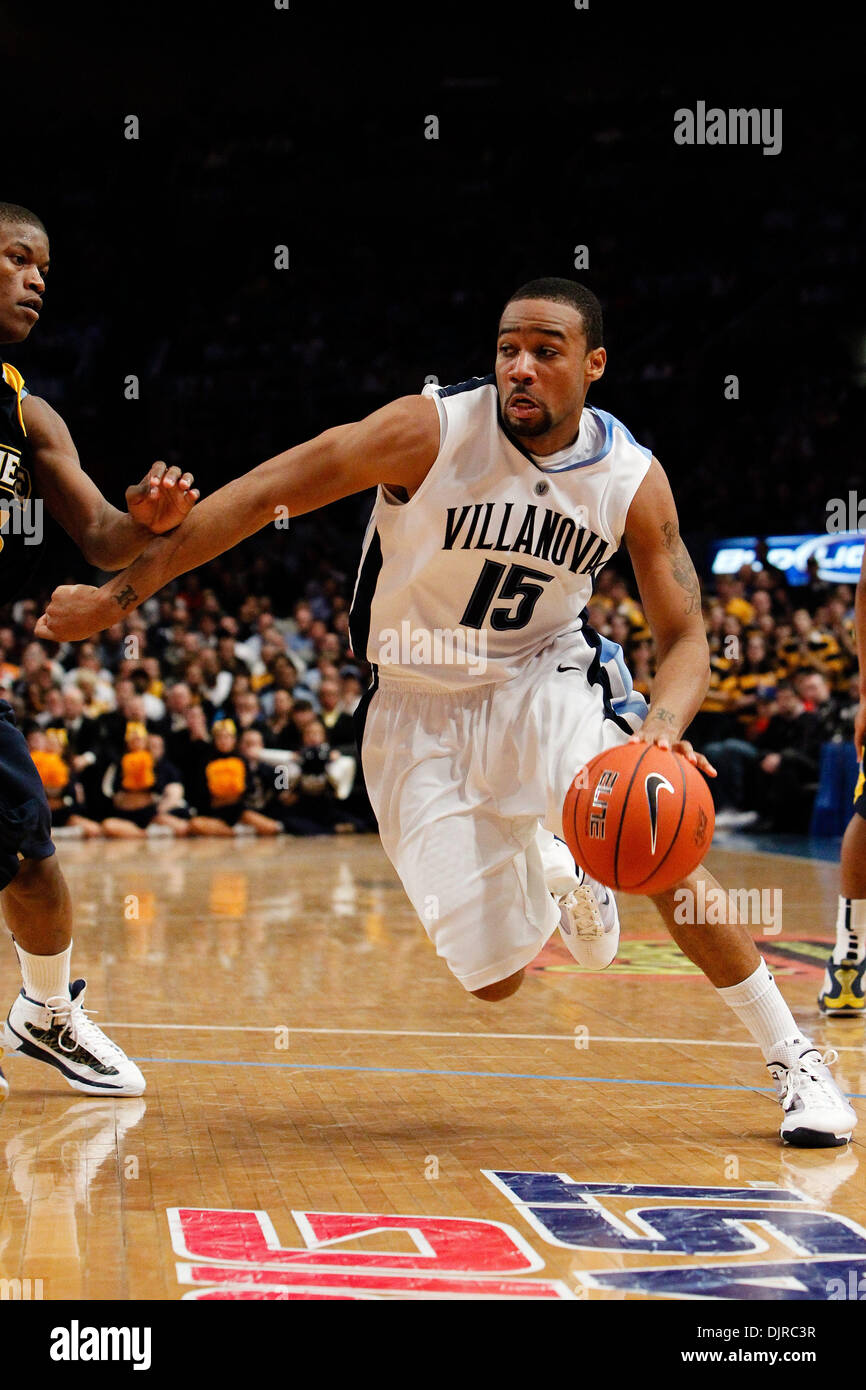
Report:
819,550,866,1016
0,202,199,1096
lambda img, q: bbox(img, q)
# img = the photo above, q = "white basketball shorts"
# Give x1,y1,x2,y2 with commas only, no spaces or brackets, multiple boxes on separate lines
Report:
358,625,647,992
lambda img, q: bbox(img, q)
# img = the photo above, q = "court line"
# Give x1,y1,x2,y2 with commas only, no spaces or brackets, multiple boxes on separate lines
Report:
128,1055,866,1099
102,1023,866,1053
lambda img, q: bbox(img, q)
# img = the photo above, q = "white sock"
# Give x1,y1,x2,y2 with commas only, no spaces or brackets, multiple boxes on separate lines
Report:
14,940,72,1004
833,896,866,964
716,959,805,1061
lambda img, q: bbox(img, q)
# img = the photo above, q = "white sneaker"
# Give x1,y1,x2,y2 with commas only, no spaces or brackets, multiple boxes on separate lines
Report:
766,1037,857,1147
557,870,620,970
4,980,146,1096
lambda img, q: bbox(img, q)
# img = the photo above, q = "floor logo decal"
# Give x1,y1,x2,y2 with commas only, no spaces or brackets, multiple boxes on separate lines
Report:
485,1171,866,1299
169,1165,865,1300
168,1207,573,1299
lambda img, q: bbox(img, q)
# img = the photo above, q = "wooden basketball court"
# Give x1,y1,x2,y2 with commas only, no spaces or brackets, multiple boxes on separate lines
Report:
0,834,863,1302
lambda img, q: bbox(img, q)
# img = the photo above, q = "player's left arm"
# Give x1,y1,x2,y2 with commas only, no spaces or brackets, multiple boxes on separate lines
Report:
623,456,715,774
22,395,199,571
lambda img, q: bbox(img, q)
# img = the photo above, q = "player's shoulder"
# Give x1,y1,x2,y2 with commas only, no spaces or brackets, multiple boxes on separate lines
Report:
420,375,497,446
585,404,653,463
1,361,25,395
18,391,69,438
0,362,29,417
421,373,495,400
0,363,31,436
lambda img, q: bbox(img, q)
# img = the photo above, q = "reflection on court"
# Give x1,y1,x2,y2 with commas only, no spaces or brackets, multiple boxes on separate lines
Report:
0,835,862,1299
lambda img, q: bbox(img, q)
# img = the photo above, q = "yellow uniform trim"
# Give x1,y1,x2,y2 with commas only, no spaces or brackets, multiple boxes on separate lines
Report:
1,363,27,437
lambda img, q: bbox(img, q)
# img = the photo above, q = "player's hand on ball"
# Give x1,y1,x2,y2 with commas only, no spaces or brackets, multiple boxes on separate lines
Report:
126,461,200,534
628,728,717,777
35,585,113,642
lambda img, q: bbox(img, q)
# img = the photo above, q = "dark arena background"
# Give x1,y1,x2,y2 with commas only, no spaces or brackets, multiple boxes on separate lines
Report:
0,0,864,1349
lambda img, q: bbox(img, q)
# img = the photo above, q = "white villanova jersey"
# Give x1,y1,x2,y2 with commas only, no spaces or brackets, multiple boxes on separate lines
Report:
350,375,652,711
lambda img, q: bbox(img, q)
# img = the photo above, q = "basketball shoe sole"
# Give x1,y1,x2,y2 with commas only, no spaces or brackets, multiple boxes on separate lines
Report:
557,871,620,970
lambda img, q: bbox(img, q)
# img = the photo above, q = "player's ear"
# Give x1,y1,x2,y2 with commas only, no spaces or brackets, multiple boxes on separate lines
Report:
585,347,606,382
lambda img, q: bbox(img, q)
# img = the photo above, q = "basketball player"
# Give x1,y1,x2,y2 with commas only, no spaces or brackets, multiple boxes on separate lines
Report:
0,202,200,1096
819,551,866,1015
36,278,857,1144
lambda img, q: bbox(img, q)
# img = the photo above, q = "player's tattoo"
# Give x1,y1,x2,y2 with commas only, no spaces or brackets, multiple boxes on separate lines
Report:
115,585,138,611
650,706,678,727
660,521,701,615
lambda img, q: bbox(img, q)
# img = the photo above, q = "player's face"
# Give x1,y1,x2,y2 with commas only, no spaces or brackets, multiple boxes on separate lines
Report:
0,223,49,344
495,298,606,454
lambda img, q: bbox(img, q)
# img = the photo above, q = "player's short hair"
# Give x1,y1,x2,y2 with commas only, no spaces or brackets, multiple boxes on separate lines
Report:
0,202,47,237
504,277,603,350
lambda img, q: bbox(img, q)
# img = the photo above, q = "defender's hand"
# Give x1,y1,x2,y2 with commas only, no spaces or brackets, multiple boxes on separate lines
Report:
628,728,717,777
35,585,114,642
126,462,199,534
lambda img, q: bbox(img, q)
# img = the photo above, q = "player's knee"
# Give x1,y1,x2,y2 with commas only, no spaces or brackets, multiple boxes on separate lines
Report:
471,968,524,1002
5,854,57,896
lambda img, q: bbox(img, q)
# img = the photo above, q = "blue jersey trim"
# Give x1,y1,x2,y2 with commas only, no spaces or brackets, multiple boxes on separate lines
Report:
537,408,652,473
437,374,496,397
494,397,650,474
575,616,647,734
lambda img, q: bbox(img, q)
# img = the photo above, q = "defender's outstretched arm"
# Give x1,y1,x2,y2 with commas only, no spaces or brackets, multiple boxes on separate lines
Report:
35,394,439,641
23,396,199,569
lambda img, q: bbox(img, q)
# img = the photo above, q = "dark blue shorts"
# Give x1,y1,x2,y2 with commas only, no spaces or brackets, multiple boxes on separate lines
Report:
855,746,866,821
0,700,55,889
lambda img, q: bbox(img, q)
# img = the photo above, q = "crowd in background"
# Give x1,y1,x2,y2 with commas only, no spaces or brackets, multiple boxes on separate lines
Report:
1,554,374,840
2,63,860,842
0,541,859,840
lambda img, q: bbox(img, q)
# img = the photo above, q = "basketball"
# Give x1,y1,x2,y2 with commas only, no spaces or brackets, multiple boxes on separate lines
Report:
563,743,715,894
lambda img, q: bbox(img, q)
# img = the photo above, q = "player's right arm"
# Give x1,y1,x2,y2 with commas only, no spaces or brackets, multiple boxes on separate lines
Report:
35,395,440,641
